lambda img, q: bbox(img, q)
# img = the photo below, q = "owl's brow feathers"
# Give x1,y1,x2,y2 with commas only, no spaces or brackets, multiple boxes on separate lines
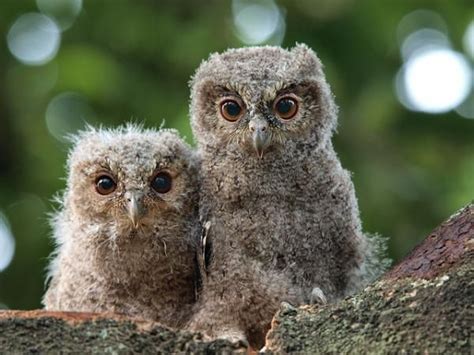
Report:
77,153,183,178
206,81,319,103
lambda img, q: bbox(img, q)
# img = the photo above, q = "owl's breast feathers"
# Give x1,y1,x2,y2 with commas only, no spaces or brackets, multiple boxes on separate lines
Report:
200,144,362,296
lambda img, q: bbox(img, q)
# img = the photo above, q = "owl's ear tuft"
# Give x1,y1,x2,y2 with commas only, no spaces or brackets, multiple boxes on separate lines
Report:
291,43,323,76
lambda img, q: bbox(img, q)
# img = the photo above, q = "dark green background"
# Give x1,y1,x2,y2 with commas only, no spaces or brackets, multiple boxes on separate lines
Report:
0,0,473,309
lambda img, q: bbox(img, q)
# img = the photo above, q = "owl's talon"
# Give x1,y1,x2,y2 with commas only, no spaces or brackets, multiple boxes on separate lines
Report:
310,287,327,305
217,330,249,348
280,301,296,310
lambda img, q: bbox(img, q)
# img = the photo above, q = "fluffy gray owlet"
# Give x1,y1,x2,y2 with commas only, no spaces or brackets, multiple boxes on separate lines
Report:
43,125,200,329
187,44,388,347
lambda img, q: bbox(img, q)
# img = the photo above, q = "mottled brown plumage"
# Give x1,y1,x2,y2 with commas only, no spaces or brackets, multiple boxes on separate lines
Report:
43,125,200,329
187,44,388,347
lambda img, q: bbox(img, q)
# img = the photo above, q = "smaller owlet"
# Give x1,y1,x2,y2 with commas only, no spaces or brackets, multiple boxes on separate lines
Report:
43,125,200,329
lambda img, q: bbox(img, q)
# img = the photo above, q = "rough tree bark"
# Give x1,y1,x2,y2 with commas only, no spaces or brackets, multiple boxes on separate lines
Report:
0,204,472,354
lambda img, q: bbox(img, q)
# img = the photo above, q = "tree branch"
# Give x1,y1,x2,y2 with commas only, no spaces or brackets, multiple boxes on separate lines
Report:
0,204,472,353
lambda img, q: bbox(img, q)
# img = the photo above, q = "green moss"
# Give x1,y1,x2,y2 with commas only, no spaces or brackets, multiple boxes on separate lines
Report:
266,259,473,354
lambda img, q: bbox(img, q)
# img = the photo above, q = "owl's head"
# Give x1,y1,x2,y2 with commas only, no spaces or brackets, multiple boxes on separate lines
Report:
64,125,198,233
190,44,338,159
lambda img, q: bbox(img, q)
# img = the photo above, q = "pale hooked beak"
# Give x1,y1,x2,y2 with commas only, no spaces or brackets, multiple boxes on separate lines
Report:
249,119,271,158
125,190,144,228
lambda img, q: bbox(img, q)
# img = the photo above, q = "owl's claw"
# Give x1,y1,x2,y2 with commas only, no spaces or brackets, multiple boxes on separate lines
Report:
213,329,249,348
310,287,327,305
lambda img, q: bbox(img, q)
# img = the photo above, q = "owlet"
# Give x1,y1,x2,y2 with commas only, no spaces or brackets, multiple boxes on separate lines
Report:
43,125,200,329
187,44,388,347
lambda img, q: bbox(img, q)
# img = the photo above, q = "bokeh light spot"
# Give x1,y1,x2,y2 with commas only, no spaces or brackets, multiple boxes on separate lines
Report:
45,92,96,142
0,212,15,272
394,68,416,111
396,9,448,46
36,0,83,30
400,29,450,61
232,0,285,45
7,13,61,66
463,20,474,59
399,48,472,113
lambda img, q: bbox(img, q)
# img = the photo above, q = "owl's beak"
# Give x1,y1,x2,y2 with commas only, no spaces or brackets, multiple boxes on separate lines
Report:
249,119,271,158
125,191,144,228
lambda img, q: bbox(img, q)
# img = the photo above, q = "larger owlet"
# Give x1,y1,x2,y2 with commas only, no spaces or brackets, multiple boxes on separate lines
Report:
43,125,200,329
187,44,388,347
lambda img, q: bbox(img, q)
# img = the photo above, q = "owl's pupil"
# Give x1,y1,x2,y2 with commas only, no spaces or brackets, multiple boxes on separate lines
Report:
99,178,113,190
224,102,241,117
277,99,294,114
274,96,298,120
151,172,172,193
95,176,116,195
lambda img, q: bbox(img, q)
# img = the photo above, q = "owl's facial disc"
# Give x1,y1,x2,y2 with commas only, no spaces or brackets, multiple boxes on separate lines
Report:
248,118,272,158
124,190,144,228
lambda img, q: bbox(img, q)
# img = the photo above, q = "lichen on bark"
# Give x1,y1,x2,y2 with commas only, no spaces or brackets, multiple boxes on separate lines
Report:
265,260,472,353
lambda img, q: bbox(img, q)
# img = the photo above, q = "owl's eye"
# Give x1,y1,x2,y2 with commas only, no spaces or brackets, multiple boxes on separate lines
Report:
95,175,117,195
220,100,243,122
151,172,172,193
274,96,298,120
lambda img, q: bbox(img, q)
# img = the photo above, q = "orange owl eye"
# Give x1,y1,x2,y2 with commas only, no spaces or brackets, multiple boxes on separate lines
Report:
274,96,298,120
95,175,117,195
220,100,244,122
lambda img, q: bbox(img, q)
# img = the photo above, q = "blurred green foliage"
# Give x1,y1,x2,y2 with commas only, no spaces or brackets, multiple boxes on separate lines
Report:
0,0,473,310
